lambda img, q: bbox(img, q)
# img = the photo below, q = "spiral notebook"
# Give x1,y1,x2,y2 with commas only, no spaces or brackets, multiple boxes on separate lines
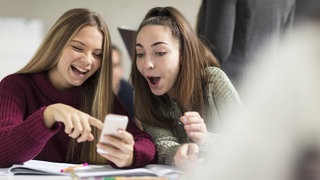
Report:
5,160,181,179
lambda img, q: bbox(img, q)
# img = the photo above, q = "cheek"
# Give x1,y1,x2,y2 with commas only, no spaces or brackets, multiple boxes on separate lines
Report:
58,52,79,68
93,60,102,69
56,55,70,70
113,69,121,79
90,60,102,75
169,62,181,80
63,49,79,60
136,61,143,73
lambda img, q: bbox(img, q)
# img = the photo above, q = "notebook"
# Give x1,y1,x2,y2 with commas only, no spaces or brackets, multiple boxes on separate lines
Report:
5,160,182,179
117,26,136,60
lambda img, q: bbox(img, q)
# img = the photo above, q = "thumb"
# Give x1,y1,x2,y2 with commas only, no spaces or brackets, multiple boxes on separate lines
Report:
187,143,199,157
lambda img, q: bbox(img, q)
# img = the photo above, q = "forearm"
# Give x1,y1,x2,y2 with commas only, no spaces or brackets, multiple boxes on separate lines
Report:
142,123,181,165
130,137,157,168
0,106,60,167
156,140,181,165
123,118,156,168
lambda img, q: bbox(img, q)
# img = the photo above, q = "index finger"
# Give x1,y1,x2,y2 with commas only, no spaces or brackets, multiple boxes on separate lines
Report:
88,117,103,130
180,114,203,125
184,111,200,117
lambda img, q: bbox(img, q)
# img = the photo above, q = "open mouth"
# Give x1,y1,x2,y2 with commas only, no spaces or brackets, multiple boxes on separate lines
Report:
149,77,160,85
71,65,89,75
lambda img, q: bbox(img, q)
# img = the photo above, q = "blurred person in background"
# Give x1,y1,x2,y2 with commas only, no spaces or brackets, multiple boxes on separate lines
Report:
187,4,320,180
196,0,295,90
112,45,134,119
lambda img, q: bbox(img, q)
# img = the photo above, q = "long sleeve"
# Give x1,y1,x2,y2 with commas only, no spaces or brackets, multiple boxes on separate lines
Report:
127,119,157,168
0,75,61,167
198,67,242,153
209,67,242,118
142,123,181,166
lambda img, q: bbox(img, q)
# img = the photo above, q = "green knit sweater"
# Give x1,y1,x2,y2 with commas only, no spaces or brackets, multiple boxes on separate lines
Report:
142,67,242,165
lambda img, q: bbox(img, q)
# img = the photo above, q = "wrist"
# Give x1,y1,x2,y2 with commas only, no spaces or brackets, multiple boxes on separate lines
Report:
43,106,55,128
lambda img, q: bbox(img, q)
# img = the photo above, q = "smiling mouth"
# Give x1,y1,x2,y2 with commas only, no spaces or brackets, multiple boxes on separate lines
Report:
71,65,89,75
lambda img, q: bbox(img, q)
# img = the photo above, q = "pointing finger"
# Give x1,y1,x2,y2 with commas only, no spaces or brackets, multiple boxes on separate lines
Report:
88,117,103,130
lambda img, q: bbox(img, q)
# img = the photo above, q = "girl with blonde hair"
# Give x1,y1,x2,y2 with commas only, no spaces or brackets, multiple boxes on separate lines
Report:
0,8,156,168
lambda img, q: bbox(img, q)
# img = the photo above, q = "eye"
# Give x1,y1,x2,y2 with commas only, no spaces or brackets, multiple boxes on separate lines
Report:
136,52,145,58
72,45,82,51
113,63,120,68
154,51,166,56
93,53,102,59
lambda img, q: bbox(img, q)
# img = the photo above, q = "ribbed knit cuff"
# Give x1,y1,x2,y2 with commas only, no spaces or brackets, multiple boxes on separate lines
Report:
161,145,180,166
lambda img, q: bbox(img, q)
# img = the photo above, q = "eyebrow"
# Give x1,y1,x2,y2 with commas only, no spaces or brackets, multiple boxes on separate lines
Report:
70,40,89,50
70,39,85,46
136,41,168,48
70,39,102,51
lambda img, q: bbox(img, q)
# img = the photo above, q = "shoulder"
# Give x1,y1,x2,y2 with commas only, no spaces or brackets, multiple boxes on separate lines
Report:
1,73,30,83
0,74,34,104
0,74,31,92
205,67,241,105
205,66,238,95
206,66,229,82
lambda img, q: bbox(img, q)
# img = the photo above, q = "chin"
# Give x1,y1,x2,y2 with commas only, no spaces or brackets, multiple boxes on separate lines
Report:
151,90,165,96
71,81,84,87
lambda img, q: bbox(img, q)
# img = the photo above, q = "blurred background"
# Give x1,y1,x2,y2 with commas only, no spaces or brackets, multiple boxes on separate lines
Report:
0,0,201,80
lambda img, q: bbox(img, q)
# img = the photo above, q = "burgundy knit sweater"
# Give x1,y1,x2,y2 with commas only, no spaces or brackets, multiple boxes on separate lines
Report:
0,72,156,168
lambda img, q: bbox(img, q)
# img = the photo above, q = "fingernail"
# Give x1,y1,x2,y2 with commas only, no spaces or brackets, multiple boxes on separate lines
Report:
182,117,187,123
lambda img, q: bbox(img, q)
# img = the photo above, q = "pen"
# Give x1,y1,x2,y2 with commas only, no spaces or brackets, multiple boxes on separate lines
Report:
102,177,168,180
60,162,88,172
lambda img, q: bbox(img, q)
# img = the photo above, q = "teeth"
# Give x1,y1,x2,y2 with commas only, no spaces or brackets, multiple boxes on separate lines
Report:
74,66,88,73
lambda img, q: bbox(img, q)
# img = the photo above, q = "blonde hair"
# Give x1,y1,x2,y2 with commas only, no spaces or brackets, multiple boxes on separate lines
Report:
17,8,113,164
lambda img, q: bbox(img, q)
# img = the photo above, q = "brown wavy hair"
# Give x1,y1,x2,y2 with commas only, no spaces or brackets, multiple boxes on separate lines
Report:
131,6,220,128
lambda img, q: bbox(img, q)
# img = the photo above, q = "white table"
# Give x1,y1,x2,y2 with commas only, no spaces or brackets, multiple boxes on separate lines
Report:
0,176,72,180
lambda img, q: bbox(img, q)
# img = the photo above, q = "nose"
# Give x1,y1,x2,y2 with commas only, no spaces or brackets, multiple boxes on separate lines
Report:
143,55,155,70
81,54,93,66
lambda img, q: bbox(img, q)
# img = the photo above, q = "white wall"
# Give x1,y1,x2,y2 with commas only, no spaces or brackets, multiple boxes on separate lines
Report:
0,0,202,80
0,18,43,79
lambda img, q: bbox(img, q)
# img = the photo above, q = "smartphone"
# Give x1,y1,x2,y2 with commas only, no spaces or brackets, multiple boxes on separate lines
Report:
97,114,128,154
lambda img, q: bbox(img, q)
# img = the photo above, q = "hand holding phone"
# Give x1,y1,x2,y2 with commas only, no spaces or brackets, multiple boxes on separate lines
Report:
97,114,128,154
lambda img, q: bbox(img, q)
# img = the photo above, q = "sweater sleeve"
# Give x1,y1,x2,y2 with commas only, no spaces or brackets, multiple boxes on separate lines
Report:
112,98,156,168
209,67,242,118
142,123,181,166
0,77,61,168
